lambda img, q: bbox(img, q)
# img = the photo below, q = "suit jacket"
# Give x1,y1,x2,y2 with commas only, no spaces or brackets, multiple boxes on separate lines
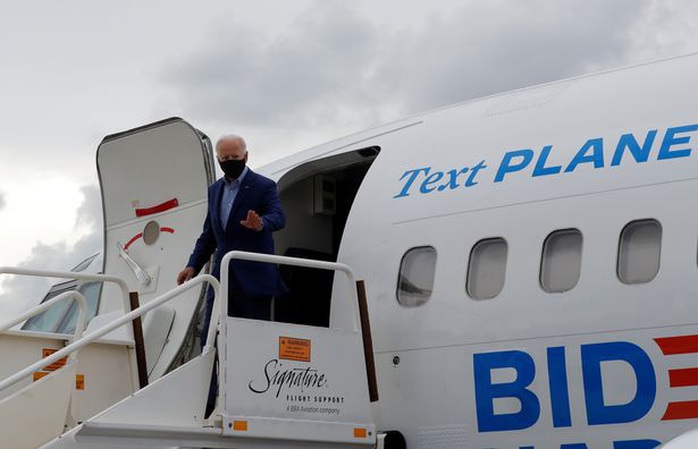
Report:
186,169,287,297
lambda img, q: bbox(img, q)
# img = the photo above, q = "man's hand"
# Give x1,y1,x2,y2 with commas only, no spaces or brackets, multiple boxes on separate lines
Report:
241,210,264,231
177,267,196,285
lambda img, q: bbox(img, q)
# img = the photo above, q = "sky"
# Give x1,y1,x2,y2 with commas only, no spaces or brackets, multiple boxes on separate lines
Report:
1,0,698,316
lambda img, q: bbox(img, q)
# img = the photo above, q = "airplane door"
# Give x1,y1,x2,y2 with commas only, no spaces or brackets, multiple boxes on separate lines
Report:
96,117,215,380
273,147,380,327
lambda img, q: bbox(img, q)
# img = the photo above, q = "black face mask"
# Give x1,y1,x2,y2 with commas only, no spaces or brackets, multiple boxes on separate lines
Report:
219,159,246,179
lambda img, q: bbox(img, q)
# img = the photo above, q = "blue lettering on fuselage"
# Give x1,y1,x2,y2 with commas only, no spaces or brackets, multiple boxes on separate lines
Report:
472,340,669,449
517,441,660,449
611,130,657,166
393,161,487,198
494,125,694,183
394,125,697,198
474,350,540,432
563,138,605,173
473,342,656,433
581,342,656,426
494,150,534,182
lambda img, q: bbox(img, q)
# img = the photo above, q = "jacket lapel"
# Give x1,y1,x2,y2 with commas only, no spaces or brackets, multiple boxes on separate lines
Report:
211,180,226,236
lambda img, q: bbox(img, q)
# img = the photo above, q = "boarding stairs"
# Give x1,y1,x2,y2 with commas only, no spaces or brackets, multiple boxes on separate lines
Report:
0,252,378,449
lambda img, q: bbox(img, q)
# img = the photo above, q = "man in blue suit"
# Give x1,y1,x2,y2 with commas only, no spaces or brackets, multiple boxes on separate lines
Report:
177,135,286,340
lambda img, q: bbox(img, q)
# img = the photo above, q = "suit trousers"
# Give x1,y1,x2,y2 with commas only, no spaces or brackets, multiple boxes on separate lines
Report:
200,281,272,346
200,280,272,416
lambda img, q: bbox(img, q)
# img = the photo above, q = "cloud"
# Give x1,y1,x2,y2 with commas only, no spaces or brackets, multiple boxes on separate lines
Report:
74,184,102,233
0,192,5,211
377,0,646,113
626,0,698,60
165,2,387,129
0,185,102,318
163,0,673,138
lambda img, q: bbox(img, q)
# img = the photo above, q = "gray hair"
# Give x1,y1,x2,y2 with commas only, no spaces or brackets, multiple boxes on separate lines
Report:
216,134,247,153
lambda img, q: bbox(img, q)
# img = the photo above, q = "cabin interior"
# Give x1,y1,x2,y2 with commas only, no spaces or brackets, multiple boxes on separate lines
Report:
273,147,380,327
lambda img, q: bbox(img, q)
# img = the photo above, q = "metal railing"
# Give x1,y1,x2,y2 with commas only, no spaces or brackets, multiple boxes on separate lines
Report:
217,250,360,413
0,267,133,332
0,290,88,344
0,273,220,394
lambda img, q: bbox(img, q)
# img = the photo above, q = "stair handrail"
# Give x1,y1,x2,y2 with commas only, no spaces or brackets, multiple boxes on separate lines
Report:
0,274,220,394
0,267,132,322
218,250,359,417
0,290,88,343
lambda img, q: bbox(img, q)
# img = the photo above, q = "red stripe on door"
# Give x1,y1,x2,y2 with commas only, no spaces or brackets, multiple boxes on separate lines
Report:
135,199,179,217
124,233,143,251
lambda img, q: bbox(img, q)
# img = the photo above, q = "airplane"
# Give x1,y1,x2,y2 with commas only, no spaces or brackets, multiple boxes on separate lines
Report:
3,51,698,449
20,253,102,336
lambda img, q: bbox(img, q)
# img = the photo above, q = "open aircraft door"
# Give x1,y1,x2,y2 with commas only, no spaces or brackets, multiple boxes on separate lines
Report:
96,117,215,380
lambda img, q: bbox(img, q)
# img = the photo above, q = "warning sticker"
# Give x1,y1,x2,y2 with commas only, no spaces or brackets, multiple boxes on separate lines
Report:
42,348,67,371
76,374,85,390
33,371,50,381
279,337,311,362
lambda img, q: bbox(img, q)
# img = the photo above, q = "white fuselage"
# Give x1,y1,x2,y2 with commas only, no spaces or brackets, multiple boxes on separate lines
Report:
262,53,698,448
5,54,698,449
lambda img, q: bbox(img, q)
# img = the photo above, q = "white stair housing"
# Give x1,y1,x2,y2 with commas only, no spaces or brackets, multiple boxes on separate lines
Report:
0,253,376,449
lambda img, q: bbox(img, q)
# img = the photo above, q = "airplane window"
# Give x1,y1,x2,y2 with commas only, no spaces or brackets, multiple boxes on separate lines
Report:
397,246,437,307
56,281,103,334
467,238,507,300
22,280,102,334
22,284,75,333
617,219,662,284
540,229,583,293
143,221,160,245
